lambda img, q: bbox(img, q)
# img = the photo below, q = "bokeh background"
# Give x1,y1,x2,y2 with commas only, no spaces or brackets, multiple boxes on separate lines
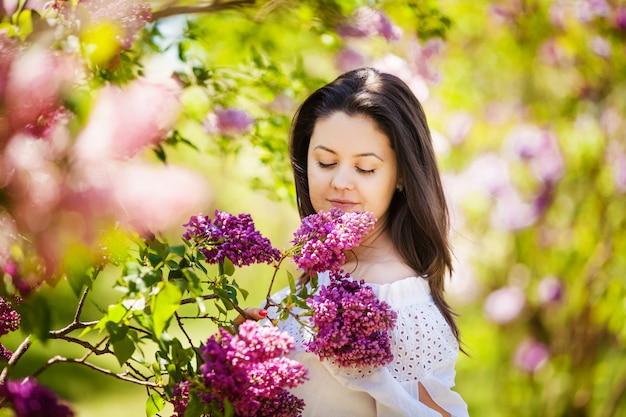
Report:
1,1,625,416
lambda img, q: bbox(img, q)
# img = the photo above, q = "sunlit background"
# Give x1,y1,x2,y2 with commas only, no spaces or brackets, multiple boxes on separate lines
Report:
1,1,625,416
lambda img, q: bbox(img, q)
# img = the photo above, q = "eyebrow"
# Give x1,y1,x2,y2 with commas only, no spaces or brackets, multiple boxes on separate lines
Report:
312,145,384,162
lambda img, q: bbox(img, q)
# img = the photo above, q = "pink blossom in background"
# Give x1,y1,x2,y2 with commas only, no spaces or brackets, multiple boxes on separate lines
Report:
409,38,444,84
490,186,538,230
2,134,63,233
590,35,612,58
203,107,255,137
503,124,564,185
464,153,512,197
335,46,368,73
548,1,568,28
483,286,526,324
267,94,295,115
575,0,610,23
444,112,474,145
76,162,211,234
615,6,626,30
537,276,564,305
600,107,624,137
513,338,549,373
336,7,402,42
74,77,182,162
4,44,77,138
372,53,430,101
538,38,567,67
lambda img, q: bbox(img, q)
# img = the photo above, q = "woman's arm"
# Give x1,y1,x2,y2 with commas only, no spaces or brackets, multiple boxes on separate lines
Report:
419,382,451,417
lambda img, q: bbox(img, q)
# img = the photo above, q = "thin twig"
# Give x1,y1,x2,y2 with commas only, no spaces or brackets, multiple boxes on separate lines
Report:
151,0,255,21
32,356,159,387
181,294,218,305
53,335,110,355
175,312,195,347
0,336,31,383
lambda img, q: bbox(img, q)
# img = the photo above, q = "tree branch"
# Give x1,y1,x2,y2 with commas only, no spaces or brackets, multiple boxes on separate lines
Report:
0,336,31,383
181,294,218,305
151,0,256,21
31,356,160,387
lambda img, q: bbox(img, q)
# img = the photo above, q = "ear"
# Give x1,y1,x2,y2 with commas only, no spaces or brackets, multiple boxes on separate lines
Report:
396,180,404,192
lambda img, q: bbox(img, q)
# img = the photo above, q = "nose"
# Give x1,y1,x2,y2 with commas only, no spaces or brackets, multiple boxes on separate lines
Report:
331,166,354,190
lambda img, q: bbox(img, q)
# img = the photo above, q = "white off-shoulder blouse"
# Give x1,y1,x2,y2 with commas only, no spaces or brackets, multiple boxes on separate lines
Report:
264,271,469,417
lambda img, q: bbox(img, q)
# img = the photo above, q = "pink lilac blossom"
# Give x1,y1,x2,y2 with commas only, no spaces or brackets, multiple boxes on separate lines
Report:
0,296,20,336
73,77,182,162
503,124,564,185
170,380,190,416
0,259,36,298
0,378,74,417
336,7,402,42
183,211,281,267
335,46,369,73
171,321,307,417
483,286,526,324
615,6,626,30
291,209,376,274
306,271,397,368
537,276,564,305
409,38,445,84
0,295,20,360
590,35,611,58
513,338,549,373
203,107,255,137
575,0,610,23
371,53,430,101
4,43,76,139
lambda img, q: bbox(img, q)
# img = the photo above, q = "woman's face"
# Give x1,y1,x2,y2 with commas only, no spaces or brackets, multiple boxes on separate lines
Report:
307,112,398,222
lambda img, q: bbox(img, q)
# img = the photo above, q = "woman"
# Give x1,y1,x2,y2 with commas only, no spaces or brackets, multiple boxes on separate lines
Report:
250,67,468,417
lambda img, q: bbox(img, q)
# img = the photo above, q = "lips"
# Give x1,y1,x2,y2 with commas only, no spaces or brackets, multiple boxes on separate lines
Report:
328,199,357,211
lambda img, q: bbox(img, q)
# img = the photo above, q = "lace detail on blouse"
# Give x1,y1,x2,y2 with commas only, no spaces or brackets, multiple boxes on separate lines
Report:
388,302,458,383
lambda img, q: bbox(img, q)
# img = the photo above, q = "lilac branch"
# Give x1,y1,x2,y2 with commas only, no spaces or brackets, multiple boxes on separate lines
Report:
151,0,256,21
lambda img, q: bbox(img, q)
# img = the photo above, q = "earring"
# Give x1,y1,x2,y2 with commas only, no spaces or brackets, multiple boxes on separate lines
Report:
396,183,404,192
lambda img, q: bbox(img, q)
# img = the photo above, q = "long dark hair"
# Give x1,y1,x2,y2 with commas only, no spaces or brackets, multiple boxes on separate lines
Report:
289,67,460,342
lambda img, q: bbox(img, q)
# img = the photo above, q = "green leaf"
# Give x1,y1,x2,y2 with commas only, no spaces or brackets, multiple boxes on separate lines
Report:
17,294,52,341
223,398,234,417
106,321,128,343
222,257,235,276
112,335,135,366
17,10,33,41
287,270,297,294
152,282,182,338
146,392,165,417
169,245,186,257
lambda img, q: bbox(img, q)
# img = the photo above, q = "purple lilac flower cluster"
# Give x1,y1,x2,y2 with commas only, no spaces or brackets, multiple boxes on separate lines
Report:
0,378,74,417
183,211,281,267
170,321,307,417
306,271,397,368
291,208,376,274
0,296,21,360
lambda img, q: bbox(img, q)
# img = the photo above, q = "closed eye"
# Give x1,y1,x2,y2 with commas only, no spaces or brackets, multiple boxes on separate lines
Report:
357,167,375,174
318,162,335,169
